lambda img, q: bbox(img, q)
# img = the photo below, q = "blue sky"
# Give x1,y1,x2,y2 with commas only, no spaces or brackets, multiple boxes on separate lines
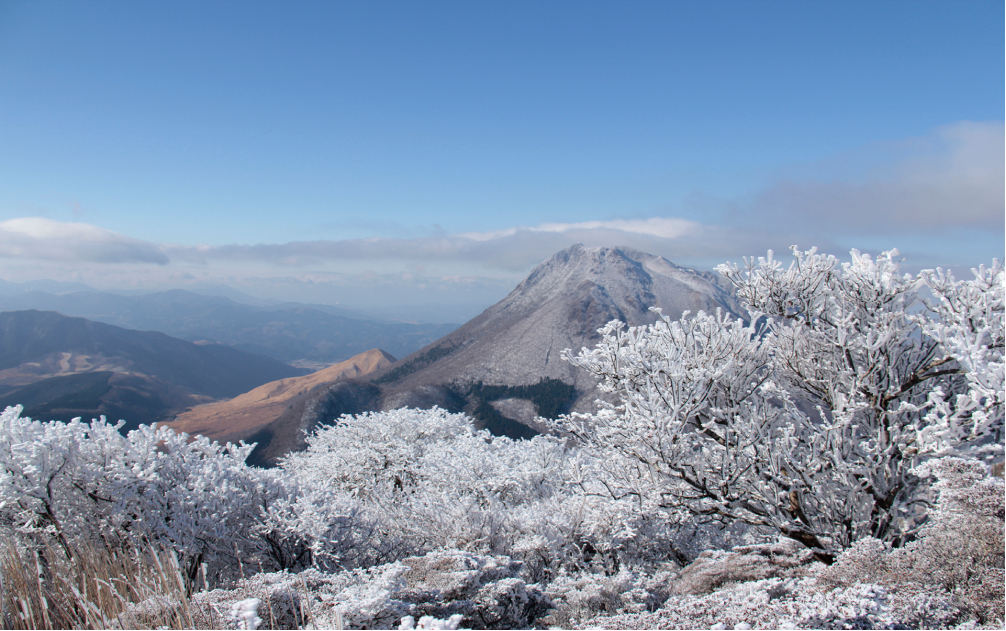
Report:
0,1,1002,321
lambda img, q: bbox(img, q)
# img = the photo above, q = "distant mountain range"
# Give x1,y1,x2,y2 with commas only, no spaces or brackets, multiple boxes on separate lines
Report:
0,289,457,369
0,310,307,431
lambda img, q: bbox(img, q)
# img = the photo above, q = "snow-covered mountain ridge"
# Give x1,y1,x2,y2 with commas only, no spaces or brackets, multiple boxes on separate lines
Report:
373,243,742,417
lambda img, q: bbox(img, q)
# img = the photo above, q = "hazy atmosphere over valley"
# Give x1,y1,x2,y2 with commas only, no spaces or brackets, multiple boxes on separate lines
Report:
0,1,1002,323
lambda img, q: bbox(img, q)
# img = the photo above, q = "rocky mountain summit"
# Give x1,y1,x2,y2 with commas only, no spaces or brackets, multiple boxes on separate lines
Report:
369,244,741,430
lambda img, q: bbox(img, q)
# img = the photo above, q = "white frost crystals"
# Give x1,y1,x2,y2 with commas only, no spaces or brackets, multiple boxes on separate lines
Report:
0,406,373,584
556,246,1004,558
228,598,262,630
0,411,267,577
915,260,1005,456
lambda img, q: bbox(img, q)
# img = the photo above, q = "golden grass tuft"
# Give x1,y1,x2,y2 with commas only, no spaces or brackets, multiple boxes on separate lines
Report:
0,537,202,630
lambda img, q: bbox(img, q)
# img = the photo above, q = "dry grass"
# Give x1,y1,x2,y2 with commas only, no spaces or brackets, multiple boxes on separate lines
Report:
0,537,204,630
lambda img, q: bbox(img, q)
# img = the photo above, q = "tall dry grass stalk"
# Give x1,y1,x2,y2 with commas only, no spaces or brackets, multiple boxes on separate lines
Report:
0,537,205,630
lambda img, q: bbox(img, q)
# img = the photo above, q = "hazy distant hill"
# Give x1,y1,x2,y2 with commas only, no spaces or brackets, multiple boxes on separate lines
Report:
167,348,396,466
0,289,457,368
0,371,217,433
0,310,307,429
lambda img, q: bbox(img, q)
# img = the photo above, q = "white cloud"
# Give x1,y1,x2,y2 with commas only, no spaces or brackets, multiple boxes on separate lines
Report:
459,217,700,241
0,218,169,265
167,214,821,275
171,122,1002,274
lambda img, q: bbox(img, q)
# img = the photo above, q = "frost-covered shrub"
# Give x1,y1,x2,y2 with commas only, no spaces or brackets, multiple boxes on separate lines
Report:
228,598,262,630
0,400,711,594
540,568,676,628
394,549,551,629
280,407,647,577
256,468,387,573
281,408,477,499
281,406,769,579
557,249,1004,558
670,538,820,596
0,407,269,580
819,457,1005,626
0,406,372,585
580,575,971,630
398,614,463,630
189,563,410,630
815,536,893,589
185,550,550,630
569,460,1003,629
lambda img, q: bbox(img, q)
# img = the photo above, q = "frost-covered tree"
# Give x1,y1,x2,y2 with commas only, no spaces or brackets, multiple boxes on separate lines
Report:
0,405,375,585
556,247,1004,560
280,407,482,500
914,262,1005,456
280,408,571,557
0,406,276,581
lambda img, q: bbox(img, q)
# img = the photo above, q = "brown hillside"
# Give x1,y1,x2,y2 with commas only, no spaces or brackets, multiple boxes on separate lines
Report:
167,348,395,443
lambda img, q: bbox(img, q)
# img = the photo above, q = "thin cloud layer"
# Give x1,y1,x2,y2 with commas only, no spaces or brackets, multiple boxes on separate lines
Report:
171,121,1001,272
169,221,810,273
459,217,700,241
0,218,168,265
748,121,1004,234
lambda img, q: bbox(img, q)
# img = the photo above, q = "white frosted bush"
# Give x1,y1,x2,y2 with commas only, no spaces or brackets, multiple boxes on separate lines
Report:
582,576,968,630
281,407,478,499
228,598,262,630
398,613,464,629
275,405,777,578
806,457,1004,627
280,407,639,576
0,405,371,584
0,407,266,578
556,248,1004,559
541,568,677,627
255,467,385,572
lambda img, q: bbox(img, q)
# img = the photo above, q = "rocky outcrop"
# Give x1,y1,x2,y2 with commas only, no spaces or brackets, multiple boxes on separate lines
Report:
131,550,552,630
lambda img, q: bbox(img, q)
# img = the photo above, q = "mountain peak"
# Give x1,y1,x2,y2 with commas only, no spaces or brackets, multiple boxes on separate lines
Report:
373,246,743,417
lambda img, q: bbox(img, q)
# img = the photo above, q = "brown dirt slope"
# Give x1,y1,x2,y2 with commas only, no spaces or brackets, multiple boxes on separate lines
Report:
167,348,395,442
